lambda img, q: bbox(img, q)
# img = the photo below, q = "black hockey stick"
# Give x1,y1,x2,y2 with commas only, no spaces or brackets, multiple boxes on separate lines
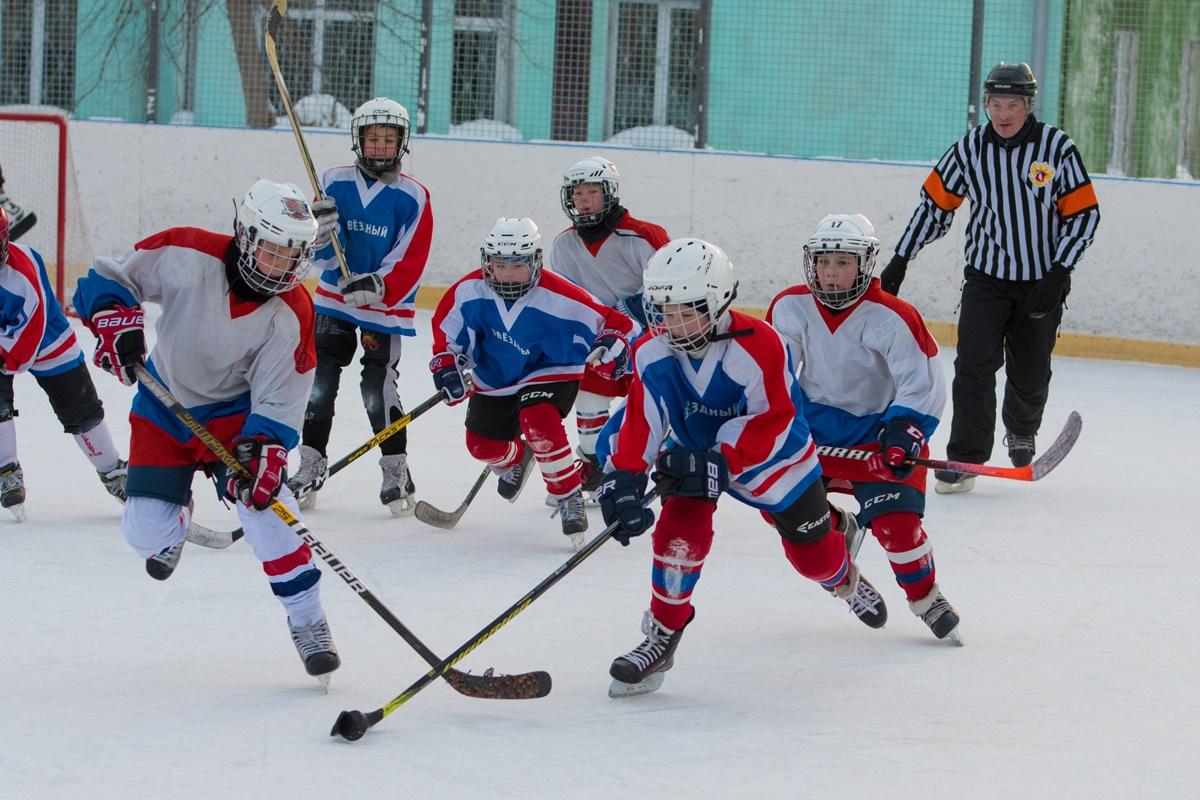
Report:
413,466,490,529
331,487,661,741
816,411,1082,482
186,390,445,548
135,366,549,700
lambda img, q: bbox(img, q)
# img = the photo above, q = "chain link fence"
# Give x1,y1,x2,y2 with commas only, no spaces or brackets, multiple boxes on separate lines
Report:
0,0,1197,178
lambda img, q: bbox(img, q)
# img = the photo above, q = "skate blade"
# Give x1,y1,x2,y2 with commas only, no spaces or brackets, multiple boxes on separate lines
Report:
317,674,332,693
568,531,586,551
5,503,26,522
944,628,964,646
297,491,317,511
545,494,600,509
387,497,416,518
608,671,666,698
934,477,975,495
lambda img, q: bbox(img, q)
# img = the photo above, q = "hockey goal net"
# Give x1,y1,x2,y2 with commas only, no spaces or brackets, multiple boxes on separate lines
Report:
0,108,95,309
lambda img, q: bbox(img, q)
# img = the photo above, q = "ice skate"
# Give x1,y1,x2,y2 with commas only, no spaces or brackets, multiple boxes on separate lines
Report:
608,608,694,698
379,454,416,518
289,616,340,689
145,539,186,581
98,459,128,503
833,504,864,560
287,445,327,510
934,469,975,495
496,445,535,502
1004,431,1036,468
831,561,888,629
910,585,962,645
0,461,26,522
578,449,602,493
553,489,588,550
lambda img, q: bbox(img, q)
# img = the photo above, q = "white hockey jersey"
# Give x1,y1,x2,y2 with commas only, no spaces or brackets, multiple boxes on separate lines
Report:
548,210,668,314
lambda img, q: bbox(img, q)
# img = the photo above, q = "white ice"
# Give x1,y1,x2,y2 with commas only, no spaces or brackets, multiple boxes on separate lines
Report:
0,311,1195,799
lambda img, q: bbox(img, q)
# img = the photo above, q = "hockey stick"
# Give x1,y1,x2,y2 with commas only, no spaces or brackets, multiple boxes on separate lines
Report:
134,365,549,700
186,389,445,548
412,466,490,529
331,487,661,741
816,411,1083,482
264,0,350,282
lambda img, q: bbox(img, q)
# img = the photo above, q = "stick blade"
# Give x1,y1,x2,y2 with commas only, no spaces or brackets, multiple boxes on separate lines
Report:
1031,410,1083,481
185,521,243,550
442,668,552,699
413,500,465,530
266,0,286,39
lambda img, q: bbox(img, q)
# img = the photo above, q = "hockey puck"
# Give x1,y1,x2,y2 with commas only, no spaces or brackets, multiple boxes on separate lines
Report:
331,709,370,741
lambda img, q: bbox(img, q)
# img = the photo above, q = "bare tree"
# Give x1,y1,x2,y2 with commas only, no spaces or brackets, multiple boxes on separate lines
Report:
226,0,275,128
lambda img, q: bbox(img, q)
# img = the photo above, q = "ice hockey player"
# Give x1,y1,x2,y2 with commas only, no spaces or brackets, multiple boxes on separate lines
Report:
549,156,668,500
767,214,960,642
429,217,638,548
0,205,126,521
73,179,340,683
287,97,433,517
596,238,888,697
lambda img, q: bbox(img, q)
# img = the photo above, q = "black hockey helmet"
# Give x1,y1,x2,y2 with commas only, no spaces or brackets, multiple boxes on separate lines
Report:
984,62,1037,98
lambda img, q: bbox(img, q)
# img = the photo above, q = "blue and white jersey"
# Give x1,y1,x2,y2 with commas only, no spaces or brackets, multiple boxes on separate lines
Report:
431,269,638,396
766,279,945,447
597,311,821,513
312,165,433,336
0,242,84,376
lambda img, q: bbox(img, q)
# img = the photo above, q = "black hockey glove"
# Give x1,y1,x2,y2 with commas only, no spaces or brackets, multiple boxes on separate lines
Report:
429,351,471,405
1027,264,1071,319
88,305,146,386
879,254,909,296
597,469,654,546
870,418,925,481
653,447,729,501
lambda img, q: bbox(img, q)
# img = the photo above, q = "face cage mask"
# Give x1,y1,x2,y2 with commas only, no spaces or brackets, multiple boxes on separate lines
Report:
481,252,542,301
353,119,409,174
643,297,722,355
236,224,314,296
804,248,872,310
560,181,616,227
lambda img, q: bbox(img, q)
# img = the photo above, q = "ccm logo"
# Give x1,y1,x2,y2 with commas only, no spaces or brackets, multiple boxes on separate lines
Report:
863,492,901,509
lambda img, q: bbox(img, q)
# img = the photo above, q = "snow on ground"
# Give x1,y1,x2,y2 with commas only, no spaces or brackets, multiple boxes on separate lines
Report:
0,311,1195,799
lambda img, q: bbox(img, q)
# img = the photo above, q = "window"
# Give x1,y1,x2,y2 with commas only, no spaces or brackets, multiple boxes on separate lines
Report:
608,0,699,138
452,0,513,124
0,0,76,110
267,0,376,121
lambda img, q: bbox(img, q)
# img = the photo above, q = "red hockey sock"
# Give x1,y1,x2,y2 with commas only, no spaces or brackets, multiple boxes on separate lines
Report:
465,430,523,473
649,497,715,630
779,527,849,589
518,402,580,498
870,511,936,601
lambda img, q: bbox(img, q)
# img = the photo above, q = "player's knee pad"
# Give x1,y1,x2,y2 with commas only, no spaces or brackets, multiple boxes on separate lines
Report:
517,401,569,452
39,365,105,433
869,511,924,552
465,429,513,463
769,482,832,543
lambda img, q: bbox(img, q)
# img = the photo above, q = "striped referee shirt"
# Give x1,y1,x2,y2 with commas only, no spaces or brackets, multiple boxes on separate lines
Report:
895,117,1100,282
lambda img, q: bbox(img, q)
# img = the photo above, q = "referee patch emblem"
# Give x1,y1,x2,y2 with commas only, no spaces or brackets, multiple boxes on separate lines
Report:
1029,162,1055,187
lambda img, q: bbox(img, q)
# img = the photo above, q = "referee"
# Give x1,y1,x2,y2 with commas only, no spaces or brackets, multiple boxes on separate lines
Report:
880,62,1100,494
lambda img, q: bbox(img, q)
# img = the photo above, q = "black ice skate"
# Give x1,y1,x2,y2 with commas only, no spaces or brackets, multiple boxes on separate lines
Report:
910,585,962,645
554,489,588,549
1004,431,1036,468
99,459,128,503
289,616,340,690
288,445,327,510
379,454,416,518
579,450,603,493
0,461,26,522
145,539,186,581
609,608,695,698
831,562,888,629
496,445,535,502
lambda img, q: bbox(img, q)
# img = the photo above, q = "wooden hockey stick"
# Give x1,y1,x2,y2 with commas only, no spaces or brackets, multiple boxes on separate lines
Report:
816,411,1083,482
412,466,490,529
136,365,549,700
264,0,350,281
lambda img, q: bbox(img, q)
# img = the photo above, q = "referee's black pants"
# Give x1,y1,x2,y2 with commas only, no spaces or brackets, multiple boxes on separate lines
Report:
947,267,1064,465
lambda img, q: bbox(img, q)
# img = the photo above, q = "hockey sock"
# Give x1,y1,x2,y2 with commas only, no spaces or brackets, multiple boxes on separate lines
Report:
518,403,580,498
0,419,16,464
73,421,121,472
649,497,715,630
870,511,936,601
574,390,611,457
301,418,334,456
465,430,524,473
779,527,849,589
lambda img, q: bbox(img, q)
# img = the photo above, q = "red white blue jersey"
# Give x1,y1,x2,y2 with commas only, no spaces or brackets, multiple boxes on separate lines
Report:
0,242,84,377
597,311,822,513
766,279,945,449
73,228,316,449
313,165,433,336
431,269,637,396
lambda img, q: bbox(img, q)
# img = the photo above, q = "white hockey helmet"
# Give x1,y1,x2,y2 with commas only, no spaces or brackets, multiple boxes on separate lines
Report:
351,97,411,174
802,213,880,310
642,238,738,355
560,156,620,227
480,217,543,300
234,179,318,296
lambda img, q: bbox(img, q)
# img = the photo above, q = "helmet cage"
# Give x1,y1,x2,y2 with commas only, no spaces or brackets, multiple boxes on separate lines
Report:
352,100,411,174
560,158,620,227
641,239,738,355
233,181,318,296
236,222,315,296
480,250,543,301
803,241,878,310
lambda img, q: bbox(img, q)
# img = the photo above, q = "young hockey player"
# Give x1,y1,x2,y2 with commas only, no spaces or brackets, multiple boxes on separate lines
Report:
550,157,668,496
73,179,340,683
288,97,433,517
767,213,959,641
429,217,638,548
0,205,126,521
596,237,888,697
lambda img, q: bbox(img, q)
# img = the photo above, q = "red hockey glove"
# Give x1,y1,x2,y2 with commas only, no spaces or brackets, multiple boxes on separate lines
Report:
88,305,145,386
586,330,630,381
868,418,925,481
228,436,288,510
429,351,471,405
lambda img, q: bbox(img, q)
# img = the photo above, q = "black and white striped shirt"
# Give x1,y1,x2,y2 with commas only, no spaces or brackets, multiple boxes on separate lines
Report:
895,118,1100,282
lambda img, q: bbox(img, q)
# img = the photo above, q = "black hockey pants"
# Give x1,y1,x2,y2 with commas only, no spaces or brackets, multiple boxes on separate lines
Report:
0,362,106,433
